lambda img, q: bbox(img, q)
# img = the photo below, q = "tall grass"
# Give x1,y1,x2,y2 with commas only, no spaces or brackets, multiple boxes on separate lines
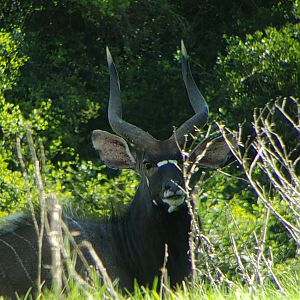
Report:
30,272,300,300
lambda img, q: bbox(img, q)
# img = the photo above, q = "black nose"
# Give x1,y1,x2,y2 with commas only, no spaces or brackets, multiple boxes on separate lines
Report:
164,180,180,192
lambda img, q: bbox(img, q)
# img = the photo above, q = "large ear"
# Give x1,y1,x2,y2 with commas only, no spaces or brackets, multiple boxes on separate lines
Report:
190,135,236,169
92,130,136,169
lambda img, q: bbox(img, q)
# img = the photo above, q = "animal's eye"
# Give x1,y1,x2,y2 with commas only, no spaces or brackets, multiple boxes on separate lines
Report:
143,161,153,170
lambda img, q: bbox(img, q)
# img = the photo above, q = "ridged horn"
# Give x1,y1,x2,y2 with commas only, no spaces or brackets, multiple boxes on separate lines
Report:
106,47,157,149
170,41,209,144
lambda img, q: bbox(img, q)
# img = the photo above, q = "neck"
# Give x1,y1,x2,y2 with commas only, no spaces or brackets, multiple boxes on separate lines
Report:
116,180,192,287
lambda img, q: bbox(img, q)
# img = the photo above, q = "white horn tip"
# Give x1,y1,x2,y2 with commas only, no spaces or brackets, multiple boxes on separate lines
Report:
106,46,113,65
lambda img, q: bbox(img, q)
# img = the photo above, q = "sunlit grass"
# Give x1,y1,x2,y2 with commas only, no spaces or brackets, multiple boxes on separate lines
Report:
12,270,298,300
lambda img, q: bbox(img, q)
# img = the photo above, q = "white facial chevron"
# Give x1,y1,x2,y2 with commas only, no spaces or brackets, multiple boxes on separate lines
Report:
157,160,178,168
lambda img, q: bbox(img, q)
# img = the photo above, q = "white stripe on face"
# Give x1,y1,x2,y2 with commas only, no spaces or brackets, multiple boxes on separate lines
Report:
157,160,178,168
146,177,150,187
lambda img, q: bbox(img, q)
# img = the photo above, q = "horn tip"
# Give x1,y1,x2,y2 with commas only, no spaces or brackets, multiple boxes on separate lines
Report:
106,46,113,65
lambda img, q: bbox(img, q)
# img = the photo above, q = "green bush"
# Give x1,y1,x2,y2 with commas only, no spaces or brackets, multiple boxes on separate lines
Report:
214,22,300,127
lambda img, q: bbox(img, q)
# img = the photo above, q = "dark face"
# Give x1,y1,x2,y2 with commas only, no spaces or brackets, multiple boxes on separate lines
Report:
137,150,186,213
92,130,233,215
93,43,234,214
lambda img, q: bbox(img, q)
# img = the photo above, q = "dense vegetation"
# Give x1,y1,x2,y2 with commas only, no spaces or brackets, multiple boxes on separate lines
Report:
0,0,299,298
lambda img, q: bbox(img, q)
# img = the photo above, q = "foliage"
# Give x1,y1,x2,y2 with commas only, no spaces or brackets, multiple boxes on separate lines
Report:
0,28,136,215
50,160,137,216
0,0,299,297
214,22,300,127
0,0,296,152
196,98,299,287
8,269,300,299
0,29,27,92
0,29,26,213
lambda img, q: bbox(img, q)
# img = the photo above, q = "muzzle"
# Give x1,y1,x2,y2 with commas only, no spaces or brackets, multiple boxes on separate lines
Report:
162,187,186,213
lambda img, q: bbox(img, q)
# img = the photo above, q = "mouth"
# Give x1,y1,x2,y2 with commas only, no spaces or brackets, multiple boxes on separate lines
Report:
162,191,186,213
